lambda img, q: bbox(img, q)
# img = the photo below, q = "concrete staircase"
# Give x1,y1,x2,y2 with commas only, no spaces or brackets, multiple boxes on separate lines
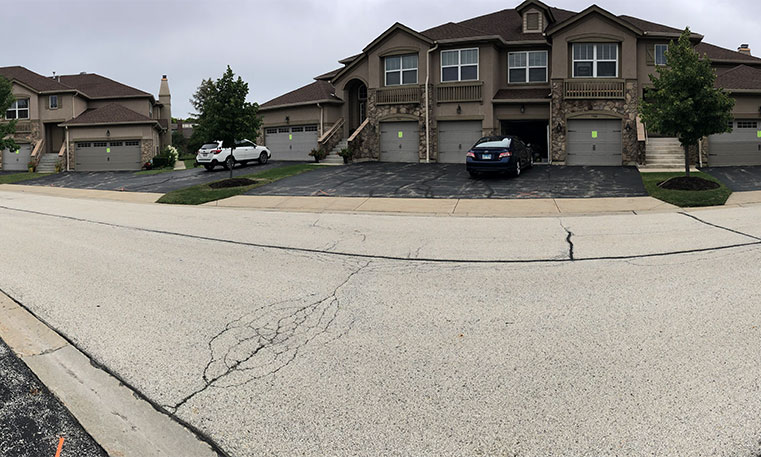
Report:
36,153,59,173
322,139,348,165
643,137,685,169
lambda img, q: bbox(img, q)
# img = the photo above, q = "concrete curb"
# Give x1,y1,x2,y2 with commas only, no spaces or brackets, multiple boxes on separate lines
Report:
0,291,221,457
3,183,761,218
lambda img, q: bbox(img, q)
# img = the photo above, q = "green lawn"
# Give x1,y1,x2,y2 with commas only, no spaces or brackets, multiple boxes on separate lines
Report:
157,163,319,205
183,159,197,169
640,172,732,207
0,172,51,185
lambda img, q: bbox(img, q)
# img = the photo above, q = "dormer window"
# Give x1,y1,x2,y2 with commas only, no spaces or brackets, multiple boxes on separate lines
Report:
524,11,542,33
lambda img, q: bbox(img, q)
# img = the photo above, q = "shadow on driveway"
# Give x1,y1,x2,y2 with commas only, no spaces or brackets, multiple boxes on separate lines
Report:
22,161,297,194
701,166,761,192
245,162,647,199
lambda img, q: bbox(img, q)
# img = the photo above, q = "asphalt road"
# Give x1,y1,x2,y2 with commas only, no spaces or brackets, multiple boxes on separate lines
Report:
0,336,107,457
0,190,760,456
248,163,648,198
24,161,295,193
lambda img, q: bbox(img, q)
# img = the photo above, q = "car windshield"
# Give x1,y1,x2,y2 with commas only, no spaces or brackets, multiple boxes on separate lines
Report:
474,138,511,149
201,143,219,149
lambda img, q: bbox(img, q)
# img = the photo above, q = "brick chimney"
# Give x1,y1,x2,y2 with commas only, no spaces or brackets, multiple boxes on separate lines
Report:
738,44,752,56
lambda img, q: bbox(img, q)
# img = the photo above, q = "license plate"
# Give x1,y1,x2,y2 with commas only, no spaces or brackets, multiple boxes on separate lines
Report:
482,154,492,160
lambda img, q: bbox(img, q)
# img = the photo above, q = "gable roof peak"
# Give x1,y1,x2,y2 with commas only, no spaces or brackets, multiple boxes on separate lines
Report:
515,0,555,22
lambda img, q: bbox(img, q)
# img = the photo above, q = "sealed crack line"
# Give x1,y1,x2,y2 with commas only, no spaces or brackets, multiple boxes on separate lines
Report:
2,204,761,264
559,221,575,261
170,261,371,413
680,212,761,241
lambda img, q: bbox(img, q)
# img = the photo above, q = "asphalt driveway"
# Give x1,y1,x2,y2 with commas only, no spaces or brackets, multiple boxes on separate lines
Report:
246,162,647,199
22,161,295,194
702,166,761,192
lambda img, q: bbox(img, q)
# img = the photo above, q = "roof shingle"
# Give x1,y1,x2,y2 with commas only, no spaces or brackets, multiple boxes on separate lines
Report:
0,66,71,92
58,73,152,98
715,65,761,91
261,80,342,109
61,103,157,126
696,42,761,63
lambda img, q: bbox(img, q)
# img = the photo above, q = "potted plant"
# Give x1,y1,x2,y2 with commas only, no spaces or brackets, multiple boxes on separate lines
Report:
337,147,353,164
309,148,327,163
54,159,63,173
27,160,35,173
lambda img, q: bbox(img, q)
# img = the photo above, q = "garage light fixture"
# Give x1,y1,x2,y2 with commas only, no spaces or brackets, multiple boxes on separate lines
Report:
555,122,564,134
625,122,632,132
106,129,110,137
285,116,290,123
456,104,462,115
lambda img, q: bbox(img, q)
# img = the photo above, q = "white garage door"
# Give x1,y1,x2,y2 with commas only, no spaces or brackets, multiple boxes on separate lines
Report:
380,121,419,162
75,140,142,171
437,121,483,164
2,143,32,171
708,119,761,166
265,125,318,161
566,119,622,166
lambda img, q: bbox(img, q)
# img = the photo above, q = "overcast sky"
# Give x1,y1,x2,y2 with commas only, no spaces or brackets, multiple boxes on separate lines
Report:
5,0,760,118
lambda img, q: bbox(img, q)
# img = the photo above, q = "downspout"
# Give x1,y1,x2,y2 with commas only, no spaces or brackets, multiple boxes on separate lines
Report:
65,126,70,171
425,42,439,164
317,103,324,136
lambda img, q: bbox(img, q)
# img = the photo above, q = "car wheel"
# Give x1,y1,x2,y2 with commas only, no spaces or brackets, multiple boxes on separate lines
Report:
224,156,235,170
529,155,534,169
204,164,214,171
513,159,521,177
258,152,269,165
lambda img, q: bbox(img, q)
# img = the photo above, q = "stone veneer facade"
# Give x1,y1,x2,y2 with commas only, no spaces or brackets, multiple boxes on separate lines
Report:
352,85,437,162
550,80,643,165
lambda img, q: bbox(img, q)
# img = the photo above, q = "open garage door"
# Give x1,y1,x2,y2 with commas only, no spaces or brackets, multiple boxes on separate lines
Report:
566,119,622,166
708,119,761,166
437,121,482,164
380,121,419,162
265,125,318,161
2,143,32,171
502,120,549,163
75,140,142,171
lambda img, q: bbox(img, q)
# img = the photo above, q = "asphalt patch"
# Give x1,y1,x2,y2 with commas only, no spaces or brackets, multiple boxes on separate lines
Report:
0,337,107,457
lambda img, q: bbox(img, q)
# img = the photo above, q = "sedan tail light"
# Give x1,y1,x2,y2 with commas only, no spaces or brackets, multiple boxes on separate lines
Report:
466,151,476,158
213,149,222,154
499,151,512,159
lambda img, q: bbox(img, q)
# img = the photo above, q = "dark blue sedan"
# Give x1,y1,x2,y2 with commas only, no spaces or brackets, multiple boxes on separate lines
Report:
466,136,533,178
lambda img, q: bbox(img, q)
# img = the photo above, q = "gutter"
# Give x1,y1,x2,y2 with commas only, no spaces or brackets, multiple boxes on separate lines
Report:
425,42,439,164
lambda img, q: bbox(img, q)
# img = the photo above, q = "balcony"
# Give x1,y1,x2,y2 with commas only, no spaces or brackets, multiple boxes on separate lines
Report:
437,82,483,103
376,86,420,105
564,79,625,99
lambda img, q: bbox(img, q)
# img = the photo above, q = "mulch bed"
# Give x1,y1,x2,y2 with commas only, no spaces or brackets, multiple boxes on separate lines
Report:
658,176,720,191
209,178,257,189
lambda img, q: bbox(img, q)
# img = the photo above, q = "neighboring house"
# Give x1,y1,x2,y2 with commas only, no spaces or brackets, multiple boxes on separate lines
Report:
259,0,761,167
0,66,172,172
171,119,197,140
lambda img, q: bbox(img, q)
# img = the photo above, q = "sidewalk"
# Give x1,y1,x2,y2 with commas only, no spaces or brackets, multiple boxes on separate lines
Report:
207,194,679,216
4,183,761,217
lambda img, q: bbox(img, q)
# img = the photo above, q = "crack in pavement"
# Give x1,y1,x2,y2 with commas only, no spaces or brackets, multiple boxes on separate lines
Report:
169,261,371,414
680,212,761,241
2,204,761,264
559,221,575,261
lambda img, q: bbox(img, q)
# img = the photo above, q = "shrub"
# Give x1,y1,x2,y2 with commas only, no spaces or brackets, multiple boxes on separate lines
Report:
309,148,327,160
151,145,179,169
337,147,353,159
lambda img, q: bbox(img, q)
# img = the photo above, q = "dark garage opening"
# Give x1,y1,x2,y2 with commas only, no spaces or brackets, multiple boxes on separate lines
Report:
501,120,549,163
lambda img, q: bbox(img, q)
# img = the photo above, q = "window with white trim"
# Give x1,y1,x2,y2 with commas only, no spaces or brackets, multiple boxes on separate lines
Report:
737,120,758,129
572,43,618,78
385,54,418,86
5,99,29,119
655,44,668,66
441,48,479,82
49,95,58,109
508,51,548,83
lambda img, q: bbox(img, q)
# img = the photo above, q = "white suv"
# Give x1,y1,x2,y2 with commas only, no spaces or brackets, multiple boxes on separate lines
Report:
196,139,272,171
